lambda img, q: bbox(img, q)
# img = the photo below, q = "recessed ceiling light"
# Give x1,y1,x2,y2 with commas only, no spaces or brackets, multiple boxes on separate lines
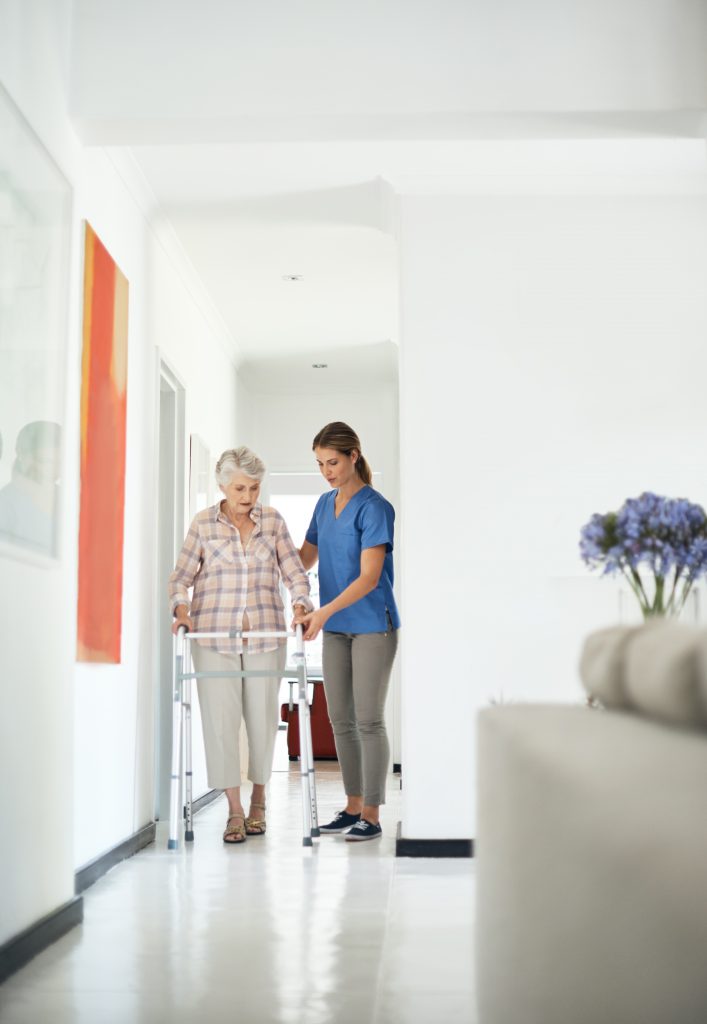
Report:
282,274,303,281
312,363,328,369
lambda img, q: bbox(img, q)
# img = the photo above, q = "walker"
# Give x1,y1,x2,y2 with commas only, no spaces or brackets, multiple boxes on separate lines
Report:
168,624,319,849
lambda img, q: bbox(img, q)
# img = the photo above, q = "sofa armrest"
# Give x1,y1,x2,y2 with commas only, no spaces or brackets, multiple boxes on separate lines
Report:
476,705,707,1024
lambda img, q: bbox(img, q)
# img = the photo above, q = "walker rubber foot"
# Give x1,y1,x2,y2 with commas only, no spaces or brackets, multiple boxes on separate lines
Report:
311,828,320,838
185,831,194,842
167,839,178,850
302,837,313,847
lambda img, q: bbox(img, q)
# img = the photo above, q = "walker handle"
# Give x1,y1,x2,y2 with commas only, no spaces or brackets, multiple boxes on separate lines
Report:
178,630,296,640
176,624,188,658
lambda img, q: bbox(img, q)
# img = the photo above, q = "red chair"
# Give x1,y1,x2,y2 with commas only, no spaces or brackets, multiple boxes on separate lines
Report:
281,681,337,760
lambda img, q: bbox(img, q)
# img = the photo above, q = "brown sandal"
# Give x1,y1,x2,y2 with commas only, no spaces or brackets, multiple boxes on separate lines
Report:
245,802,266,836
223,813,246,844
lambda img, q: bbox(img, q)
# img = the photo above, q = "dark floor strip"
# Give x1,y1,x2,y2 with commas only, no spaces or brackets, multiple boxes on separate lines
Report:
0,896,83,985
395,821,474,858
74,822,157,894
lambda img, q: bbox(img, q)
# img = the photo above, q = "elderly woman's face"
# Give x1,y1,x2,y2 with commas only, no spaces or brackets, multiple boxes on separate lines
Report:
220,472,260,514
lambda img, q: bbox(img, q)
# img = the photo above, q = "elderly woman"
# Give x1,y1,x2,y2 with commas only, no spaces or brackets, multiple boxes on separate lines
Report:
169,446,313,844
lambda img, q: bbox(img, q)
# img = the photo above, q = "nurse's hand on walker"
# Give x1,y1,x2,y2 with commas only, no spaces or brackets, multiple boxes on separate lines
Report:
298,607,331,642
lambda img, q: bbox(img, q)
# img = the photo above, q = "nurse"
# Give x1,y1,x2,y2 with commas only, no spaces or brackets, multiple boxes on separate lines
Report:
297,422,400,842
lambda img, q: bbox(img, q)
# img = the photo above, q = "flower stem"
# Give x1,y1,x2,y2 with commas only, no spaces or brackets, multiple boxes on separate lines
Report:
665,567,683,615
621,567,649,615
674,578,694,617
629,567,650,610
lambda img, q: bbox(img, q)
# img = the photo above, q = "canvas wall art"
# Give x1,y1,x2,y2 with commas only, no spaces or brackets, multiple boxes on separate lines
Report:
0,83,72,562
76,223,129,663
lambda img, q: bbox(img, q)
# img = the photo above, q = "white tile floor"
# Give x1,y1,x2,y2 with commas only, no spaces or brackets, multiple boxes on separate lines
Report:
0,754,478,1024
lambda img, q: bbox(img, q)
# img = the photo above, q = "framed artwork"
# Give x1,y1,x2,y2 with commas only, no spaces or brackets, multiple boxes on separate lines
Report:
0,83,72,561
76,223,129,663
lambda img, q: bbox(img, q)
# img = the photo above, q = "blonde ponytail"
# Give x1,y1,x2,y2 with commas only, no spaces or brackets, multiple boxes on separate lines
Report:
354,453,372,485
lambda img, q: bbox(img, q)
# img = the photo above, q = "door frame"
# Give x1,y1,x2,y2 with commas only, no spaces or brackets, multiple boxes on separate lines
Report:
153,354,186,819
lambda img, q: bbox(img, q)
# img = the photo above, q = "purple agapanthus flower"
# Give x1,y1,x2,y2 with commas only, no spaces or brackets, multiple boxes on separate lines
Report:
579,492,707,617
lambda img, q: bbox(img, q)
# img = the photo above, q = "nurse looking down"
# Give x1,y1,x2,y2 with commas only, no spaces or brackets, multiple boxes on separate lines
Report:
296,422,400,843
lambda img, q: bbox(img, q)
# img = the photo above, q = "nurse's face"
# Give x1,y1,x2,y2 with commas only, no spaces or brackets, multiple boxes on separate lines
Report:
315,447,357,489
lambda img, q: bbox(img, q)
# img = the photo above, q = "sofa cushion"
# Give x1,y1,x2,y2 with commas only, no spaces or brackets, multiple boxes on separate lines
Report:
624,621,707,728
580,621,707,729
578,624,637,709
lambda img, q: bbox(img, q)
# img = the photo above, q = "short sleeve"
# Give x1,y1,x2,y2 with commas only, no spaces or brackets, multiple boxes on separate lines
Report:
305,498,321,546
359,497,394,553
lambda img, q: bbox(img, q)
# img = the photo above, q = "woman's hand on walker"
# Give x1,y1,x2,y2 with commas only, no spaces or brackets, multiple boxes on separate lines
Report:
291,604,309,629
172,610,193,635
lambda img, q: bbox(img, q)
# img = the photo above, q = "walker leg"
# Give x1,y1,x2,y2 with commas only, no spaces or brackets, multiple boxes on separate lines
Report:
183,673,194,842
302,678,320,837
296,662,313,847
168,647,184,850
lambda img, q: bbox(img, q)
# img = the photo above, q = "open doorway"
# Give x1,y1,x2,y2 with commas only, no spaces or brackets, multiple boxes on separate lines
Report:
155,360,185,818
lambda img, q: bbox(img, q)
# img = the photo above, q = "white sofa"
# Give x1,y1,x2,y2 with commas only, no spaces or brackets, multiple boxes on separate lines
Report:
476,701,707,1024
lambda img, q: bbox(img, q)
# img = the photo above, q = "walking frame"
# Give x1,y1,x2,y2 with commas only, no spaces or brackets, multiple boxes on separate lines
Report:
168,624,320,850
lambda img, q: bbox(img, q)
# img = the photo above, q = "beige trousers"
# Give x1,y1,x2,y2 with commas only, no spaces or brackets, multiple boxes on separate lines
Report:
191,643,286,790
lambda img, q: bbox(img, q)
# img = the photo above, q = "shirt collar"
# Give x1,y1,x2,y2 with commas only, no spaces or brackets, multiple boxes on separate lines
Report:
215,500,262,525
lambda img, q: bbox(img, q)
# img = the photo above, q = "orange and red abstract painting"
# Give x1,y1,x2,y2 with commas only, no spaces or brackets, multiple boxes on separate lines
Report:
77,223,129,663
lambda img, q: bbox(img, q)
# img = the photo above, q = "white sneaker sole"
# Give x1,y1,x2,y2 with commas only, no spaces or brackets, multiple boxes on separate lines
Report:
345,830,382,842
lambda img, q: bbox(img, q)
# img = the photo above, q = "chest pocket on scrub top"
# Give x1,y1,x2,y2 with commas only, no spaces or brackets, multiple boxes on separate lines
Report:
333,525,360,586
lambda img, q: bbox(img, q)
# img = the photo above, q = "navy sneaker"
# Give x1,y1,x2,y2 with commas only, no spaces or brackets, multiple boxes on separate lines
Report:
345,819,382,842
319,810,362,834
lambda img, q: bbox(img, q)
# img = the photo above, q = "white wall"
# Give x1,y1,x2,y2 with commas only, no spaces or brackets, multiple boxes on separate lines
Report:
0,0,81,947
72,153,239,867
249,389,399,501
0,0,239,944
398,190,707,839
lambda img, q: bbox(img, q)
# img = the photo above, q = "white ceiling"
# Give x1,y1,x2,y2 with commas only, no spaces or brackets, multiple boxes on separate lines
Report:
69,0,707,143
139,176,398,359
68,0,707,380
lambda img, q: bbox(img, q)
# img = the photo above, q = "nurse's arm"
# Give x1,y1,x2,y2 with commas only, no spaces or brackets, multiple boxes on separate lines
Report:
330,544,386,611
299,540,319,570
354,545,387,597
302,545,386,640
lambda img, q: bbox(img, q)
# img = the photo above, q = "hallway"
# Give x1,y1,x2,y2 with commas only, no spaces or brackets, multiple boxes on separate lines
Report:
0,764,477,1024
6,5,707,1020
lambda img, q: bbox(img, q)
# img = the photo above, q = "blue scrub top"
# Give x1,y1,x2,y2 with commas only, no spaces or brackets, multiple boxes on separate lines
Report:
305,486,401,634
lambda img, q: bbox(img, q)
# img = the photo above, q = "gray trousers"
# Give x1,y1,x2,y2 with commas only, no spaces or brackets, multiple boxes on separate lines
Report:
322,624,399,806
191,643,286,789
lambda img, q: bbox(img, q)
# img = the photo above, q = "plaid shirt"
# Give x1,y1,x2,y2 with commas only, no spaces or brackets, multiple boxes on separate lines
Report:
168,502,313,654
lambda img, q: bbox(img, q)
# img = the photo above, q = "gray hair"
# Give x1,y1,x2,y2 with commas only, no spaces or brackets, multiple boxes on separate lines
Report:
215,446,266,485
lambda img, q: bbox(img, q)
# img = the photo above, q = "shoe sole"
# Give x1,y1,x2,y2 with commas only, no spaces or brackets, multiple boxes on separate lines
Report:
345,831,382,842
319,826,354,834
